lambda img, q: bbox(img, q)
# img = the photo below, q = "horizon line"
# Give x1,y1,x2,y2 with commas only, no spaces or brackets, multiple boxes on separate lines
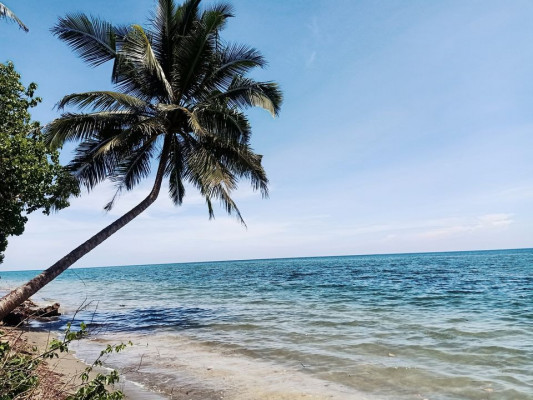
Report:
2,246,531,274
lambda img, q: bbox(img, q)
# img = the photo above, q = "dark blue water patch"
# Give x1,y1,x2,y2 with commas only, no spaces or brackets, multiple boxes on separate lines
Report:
35,306,227,334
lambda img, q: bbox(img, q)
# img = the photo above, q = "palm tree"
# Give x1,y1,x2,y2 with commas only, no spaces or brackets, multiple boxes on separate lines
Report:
0,0,282,320
0,3,29,31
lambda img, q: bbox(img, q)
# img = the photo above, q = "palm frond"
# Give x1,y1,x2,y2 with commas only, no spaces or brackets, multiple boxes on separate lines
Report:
103,188,122,212
44,111,138,149
51,13,120,67
57,91,150,113
218,43,266,72
68,137,122,190
191,106,251,144
149,0,178,76
111,135,159,190
0,3,28,32
166,135,186,205
69,127,157,193
175,0,201,36
205,196,214,219
129,116,166,136
173,2,232,101
181,134,252,223
206,76,283,117
200,2,234,31
193,133,268,197
205,182,245,225
188,43,266,103
114,25,174,101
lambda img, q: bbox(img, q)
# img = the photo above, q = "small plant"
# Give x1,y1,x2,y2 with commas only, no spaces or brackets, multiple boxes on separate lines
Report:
67,338,133,400
0,324,131,399
0,333,40,399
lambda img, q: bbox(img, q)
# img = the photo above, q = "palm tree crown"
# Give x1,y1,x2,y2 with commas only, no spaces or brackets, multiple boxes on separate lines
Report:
47,0,282,223
0,2,29,31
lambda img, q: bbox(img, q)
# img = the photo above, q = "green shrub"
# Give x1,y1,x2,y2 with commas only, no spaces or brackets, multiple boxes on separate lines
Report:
0,336,40,399
0,324,131,400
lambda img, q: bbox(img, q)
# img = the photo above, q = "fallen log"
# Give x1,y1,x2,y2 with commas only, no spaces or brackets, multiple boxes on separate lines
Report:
2,300,61,326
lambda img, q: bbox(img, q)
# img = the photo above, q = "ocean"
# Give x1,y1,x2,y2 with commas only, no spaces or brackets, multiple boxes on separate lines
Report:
1,249,532,399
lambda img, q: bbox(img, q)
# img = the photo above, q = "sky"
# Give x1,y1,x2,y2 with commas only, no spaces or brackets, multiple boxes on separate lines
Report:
1,0,532,271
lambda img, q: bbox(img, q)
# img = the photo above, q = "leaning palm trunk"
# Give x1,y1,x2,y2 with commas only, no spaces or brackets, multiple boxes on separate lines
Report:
0,148,168,320
0,0,282,321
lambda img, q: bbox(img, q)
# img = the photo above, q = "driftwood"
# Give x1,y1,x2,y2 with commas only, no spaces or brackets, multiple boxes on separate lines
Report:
2,299,61,326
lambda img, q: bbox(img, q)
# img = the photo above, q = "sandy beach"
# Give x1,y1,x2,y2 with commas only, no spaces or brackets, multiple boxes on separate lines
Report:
1,325,369,400
71,332,370,400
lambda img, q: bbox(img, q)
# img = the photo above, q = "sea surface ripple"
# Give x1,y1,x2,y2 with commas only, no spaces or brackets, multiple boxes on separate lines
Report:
1,249,532,399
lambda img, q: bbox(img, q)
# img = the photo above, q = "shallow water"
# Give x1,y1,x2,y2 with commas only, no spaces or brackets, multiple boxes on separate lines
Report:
2,249,532,399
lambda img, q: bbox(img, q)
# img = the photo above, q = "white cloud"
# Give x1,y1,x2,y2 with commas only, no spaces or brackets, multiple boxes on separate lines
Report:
477,213,514,227
417,213,513,239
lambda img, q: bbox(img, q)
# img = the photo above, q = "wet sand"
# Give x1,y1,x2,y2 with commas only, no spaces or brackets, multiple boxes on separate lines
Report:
70,333,371,400
3,327,371,400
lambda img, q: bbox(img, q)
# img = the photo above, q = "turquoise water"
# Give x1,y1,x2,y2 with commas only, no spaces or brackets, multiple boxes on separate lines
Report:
1,249,532,399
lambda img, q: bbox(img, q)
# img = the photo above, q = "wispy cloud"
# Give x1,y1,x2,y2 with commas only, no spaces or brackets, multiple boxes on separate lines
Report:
417,214,513,239
306,51,317,68
303,16,321,68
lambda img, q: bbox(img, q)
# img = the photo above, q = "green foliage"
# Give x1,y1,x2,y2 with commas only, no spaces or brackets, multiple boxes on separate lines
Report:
68,340,131,400
0,338,40,399
0,61,79,263
45,322,88,357
69,370,124,400
0,323,130,399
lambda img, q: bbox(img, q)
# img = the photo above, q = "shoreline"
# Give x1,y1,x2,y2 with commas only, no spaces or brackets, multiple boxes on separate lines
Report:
2,325,371,400
67,331,370,400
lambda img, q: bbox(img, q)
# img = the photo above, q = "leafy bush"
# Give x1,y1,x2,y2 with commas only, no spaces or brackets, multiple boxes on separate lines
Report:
0,62,79,264
0,337,39,399
0,323,131,399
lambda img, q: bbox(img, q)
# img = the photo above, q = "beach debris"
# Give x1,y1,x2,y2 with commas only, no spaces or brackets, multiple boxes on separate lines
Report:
388,352,396,357
2,300,61,326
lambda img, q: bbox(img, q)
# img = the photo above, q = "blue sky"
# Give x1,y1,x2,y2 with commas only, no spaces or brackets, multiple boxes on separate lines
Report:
1,0,532,270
